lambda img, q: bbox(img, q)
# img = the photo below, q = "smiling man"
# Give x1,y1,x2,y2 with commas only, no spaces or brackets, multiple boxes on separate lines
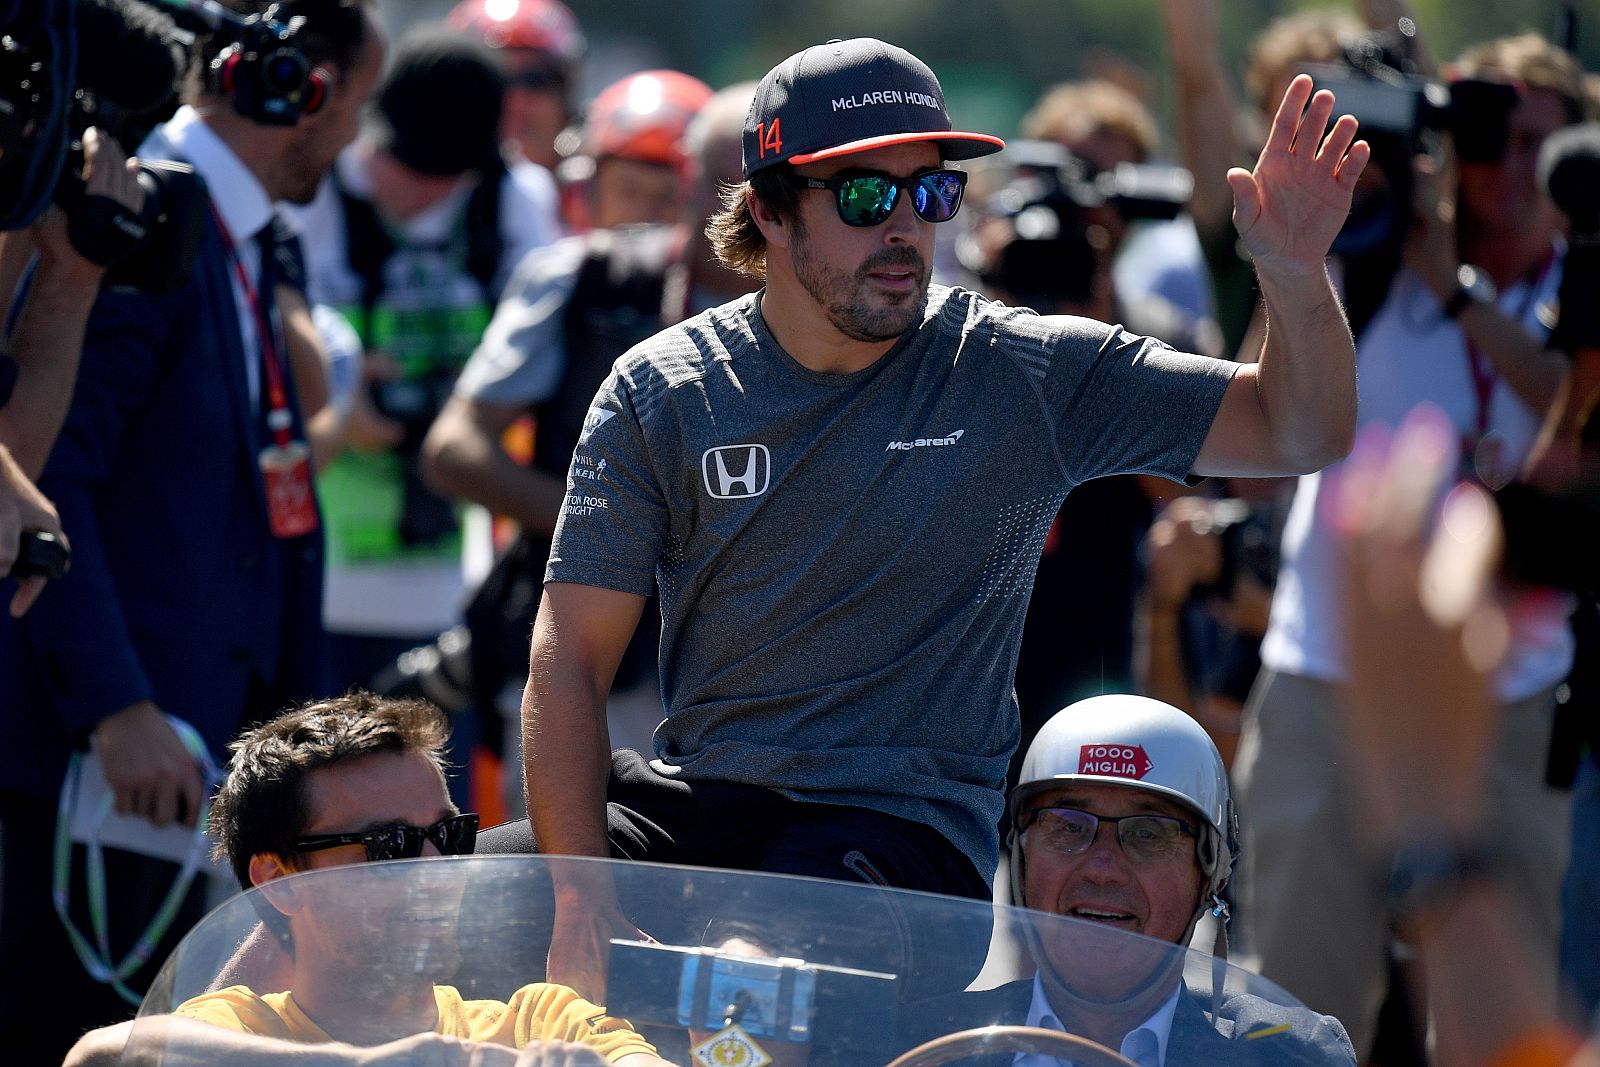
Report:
894,695,1355,1063
505,37,1369,996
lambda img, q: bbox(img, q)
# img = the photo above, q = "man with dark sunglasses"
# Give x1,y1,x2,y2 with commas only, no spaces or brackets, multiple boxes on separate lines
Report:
509,36,1369,1000
65,692,665,1066
899,695,1355,1063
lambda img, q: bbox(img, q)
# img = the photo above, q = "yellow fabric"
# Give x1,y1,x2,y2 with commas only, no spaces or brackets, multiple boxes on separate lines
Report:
174,983,656,1061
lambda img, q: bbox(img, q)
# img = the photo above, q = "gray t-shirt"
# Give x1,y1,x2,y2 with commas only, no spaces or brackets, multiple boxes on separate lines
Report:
546,285,1237,879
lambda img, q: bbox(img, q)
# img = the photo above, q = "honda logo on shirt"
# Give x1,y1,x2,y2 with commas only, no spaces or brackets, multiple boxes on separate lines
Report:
702,444,770,499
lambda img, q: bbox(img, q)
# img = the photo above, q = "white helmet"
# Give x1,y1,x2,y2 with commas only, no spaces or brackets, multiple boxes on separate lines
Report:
1007,695,1237,918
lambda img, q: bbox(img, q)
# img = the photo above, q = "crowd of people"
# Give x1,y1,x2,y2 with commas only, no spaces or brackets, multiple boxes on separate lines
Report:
0,0,1597,1064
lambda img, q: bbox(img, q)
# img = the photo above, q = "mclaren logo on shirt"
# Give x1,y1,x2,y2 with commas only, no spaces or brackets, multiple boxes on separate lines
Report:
702,444,770,499
886,429,964,451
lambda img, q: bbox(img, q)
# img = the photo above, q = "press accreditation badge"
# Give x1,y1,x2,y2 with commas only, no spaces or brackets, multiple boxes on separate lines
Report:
692,1023,772,1067
260,440,319,538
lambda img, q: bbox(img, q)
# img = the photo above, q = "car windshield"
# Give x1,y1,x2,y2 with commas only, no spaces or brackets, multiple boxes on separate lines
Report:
120,855,1349,1066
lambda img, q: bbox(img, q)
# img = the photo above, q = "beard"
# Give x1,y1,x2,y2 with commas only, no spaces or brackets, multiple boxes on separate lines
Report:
790,222,930,343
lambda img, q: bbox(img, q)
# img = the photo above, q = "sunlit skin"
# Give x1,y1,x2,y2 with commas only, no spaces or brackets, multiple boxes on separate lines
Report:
754,142,942,375
591,156,683,229
248,750,461,1044
272,24,386,206
1018,781,1206,946
1455,87,1568,268
1017,781,1207,1047
365,145,470,224
501,49,570,170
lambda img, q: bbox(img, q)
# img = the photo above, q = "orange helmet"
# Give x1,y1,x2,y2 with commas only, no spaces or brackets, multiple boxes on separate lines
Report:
446,0,585,63
581,70,715,167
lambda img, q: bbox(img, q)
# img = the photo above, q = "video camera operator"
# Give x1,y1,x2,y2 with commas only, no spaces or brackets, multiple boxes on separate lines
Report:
0,0,384,1060
0,0,178,620
1234,29,1589,1055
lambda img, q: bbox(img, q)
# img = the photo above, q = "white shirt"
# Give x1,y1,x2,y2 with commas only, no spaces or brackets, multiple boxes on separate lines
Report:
140,105,275,407
1261,259,1574,703
1014,974,1179,1067
289,144,561,310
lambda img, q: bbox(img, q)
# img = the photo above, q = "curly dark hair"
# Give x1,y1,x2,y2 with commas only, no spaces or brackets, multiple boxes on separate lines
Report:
209,691,450,892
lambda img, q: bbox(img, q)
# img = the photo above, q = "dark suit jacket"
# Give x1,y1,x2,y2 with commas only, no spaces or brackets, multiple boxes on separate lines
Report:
896,977,1356,1067
1,192,325,798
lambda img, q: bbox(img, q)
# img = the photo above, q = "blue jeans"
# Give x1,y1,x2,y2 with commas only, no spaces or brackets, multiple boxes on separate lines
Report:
1561,754,1600,1021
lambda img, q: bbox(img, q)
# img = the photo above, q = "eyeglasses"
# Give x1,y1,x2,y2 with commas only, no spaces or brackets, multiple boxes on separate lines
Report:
291,813,480,863
791,168,968,227
1020,806,1196,863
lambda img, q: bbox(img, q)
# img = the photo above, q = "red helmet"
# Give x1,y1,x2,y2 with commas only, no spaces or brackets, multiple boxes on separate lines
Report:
582,70,715,166
446,0,585,63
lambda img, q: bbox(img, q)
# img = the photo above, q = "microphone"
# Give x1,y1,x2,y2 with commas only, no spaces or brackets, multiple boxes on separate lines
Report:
75,0,187,119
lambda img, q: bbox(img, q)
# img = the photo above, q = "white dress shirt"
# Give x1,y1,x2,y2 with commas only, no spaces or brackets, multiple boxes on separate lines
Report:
140,104,276,407
1014,974,1180,1067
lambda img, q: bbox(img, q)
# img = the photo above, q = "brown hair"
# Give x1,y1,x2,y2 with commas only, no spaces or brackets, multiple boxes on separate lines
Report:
1020,80,1158,164
1245,8,1362,111
209,691,450,891
705,166,801,278
1453,32,1588,124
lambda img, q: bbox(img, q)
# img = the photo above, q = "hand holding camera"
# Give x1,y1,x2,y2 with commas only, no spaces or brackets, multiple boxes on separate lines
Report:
0,443,69,617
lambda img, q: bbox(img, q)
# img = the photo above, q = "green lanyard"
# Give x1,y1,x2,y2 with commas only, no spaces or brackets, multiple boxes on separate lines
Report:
51,716,222,1006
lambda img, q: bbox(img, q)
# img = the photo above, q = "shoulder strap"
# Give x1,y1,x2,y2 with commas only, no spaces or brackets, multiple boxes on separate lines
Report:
462,156,508,300
335,170,394,325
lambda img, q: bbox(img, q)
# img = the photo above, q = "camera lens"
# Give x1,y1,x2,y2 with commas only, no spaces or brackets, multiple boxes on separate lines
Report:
261,49,308,94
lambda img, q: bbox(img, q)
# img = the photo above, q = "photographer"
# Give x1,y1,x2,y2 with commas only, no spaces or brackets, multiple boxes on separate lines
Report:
2,127,147,468
0,0,384,1059
1232,31,1588,1054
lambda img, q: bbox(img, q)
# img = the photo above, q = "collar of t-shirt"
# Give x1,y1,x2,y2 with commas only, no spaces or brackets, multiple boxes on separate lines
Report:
1014,973,1179,1067
141,104,275,406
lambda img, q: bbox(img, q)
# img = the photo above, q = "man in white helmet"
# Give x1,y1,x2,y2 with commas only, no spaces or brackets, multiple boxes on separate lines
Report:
900,694,1355,1064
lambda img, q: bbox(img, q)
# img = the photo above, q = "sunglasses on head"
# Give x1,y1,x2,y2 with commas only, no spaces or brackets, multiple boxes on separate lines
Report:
791,168,968,227
291,812,480,863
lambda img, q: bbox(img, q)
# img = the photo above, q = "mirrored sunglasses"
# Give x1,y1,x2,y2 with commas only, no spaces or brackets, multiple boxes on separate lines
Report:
793,168,968,227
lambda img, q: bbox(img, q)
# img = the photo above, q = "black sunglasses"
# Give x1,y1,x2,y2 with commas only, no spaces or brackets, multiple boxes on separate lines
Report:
291,813,480,863
1019,806,1196,863
791,168,968,227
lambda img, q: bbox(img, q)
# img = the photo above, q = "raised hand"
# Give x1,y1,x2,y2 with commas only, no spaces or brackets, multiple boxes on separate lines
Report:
1332,405,1506,842
1228,74,1370,277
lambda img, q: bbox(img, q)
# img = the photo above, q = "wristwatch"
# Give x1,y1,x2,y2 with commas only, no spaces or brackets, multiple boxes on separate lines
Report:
1385,838,1502,918
1443,264,1498,320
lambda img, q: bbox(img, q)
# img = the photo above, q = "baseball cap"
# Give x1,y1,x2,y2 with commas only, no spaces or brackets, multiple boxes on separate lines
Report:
369,27,507,177
743,38,1005,178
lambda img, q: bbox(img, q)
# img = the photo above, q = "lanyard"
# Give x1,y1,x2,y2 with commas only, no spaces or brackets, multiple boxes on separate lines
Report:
51,717,221,1006
210,203,296,448
1463,252,1557,439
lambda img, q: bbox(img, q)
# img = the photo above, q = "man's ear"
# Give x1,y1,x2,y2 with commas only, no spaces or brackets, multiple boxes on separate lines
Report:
250,853,306,916
749,188,793,252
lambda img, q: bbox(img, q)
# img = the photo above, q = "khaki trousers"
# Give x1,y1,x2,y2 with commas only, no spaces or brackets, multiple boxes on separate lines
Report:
1233,668,1572,1056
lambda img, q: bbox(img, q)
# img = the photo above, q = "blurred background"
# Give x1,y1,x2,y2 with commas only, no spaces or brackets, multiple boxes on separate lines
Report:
379,0,1600,147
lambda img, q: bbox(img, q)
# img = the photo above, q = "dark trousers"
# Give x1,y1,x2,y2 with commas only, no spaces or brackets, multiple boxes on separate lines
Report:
0,790,209,1065
478,750,993,1000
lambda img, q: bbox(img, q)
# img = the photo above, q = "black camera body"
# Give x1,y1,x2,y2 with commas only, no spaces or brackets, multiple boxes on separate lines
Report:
962,140,1192,308
207,4,329,127
1303,36,1520,260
